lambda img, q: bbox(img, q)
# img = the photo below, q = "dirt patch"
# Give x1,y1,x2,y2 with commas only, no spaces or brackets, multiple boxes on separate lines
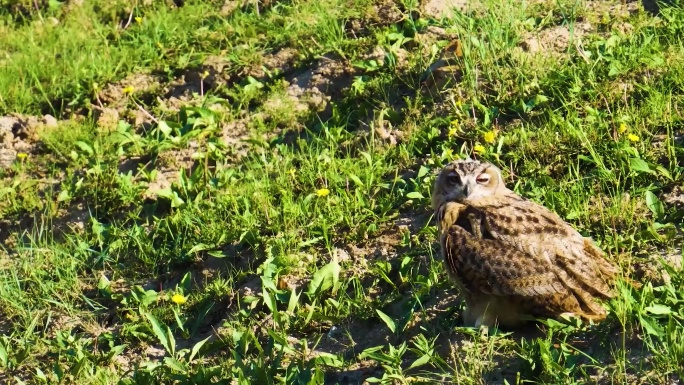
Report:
662,185,684,209
281,54,355,116
520,22,592,56
421,0,468,18
242,48,300,81
164,55,235,106
93,107,121,133
97,73,163,108
219,0,279,17
142,145,198,200
46,199,92,236
344,0,404,38
0,114,59,168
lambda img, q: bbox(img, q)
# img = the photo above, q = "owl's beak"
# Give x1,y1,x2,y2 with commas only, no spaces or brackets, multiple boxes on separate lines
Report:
462,184,470,197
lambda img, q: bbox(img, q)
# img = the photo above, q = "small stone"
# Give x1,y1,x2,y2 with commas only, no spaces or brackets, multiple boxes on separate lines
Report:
42,114,58,128
0,148,17,169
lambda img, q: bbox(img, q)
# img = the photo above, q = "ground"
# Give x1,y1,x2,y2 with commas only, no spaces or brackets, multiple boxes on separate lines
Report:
0,0,683,384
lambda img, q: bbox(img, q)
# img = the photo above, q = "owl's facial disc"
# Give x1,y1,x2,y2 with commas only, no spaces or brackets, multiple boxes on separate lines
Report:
449,165,497,202
432,160,502,210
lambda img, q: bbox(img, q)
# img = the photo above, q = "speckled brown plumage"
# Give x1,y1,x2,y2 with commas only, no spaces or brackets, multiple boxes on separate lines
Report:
432,159,621,328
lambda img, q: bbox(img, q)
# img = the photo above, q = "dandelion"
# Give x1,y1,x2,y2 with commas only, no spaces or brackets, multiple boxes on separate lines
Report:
316,188,330,197
483,130,497,144
171,294,187,305
16,153,28,160
627,133,640,142
201,70,210,79
122,86,135,95
135,17,143,24
473,144,486,155
448,120,461,137
288,168,296,177
618,122,628,134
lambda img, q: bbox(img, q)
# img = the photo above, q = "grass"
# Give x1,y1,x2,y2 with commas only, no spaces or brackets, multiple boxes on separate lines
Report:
0,0,683,383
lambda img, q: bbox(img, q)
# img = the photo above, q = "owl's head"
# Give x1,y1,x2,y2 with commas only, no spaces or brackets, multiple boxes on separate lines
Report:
431,159,507,210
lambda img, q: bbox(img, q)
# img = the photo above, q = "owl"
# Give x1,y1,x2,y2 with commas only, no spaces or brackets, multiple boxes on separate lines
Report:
431,159,621,328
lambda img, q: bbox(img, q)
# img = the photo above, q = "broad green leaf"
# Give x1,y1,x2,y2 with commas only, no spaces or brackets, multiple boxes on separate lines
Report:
262,287,277,313
307,260,341,296
163,357,187,373
639,314,664,337
348,174,364,188
188,336,211,363
156,188,185,208
188,243,211,254
406,192,424,199
107,344,127,361
656,165,673,180
644,191,664,219
629,158,653,174
417,166,429,179
143,311,175,356
0,339,7,367
376,309,396,334
57,189,71,202
287,289,301,314
408,354,431,369
644,304,673,315
315,352,344,368
360,151,373,166
75,141,94,155
358,345,387,361
97,275,112,297
179,271,192,293
158,121,173,136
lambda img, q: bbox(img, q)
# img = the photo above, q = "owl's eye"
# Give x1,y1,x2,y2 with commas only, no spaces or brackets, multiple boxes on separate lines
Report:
447,173,461,185
476,173,490,184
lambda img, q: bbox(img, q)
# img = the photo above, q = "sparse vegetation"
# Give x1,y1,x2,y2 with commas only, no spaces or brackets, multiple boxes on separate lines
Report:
0,0,683,384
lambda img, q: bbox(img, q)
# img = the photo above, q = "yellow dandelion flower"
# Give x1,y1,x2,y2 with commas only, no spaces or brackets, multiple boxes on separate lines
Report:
171,294,187,305
135,17,143,24
122,86,135,95
201,70,210,79
618,122,628,134
316,188,330,197
627,133,640,142
288,168,296,177
16,153,28,160
473,144,486,155
448,120,460,137
483,130,497,144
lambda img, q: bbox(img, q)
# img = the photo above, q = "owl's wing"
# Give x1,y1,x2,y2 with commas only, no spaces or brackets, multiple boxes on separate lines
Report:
441,223,583,316
468,193,617,311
